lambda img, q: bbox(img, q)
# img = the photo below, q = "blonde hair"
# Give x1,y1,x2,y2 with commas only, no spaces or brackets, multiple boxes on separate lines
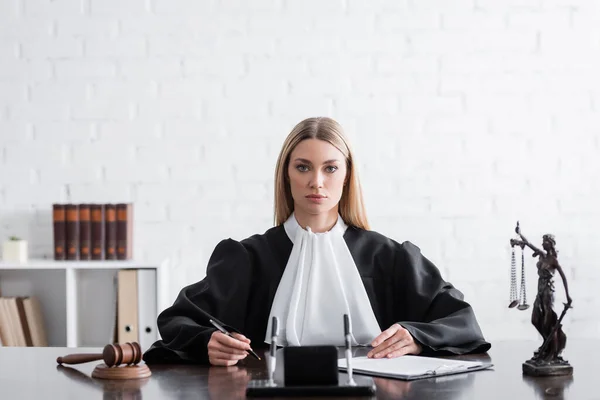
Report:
273,117,370,230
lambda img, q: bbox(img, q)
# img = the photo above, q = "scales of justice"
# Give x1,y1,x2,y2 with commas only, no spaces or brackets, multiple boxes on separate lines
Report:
508,221,573,376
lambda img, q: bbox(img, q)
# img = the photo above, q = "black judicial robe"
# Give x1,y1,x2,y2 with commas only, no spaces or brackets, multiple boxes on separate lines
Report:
143,225,491,365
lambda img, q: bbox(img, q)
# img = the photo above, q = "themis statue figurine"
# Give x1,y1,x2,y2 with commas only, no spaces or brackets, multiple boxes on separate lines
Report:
509,221,573,376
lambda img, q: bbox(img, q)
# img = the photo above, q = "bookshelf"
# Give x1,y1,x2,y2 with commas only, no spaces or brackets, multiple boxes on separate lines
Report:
0,259,170,350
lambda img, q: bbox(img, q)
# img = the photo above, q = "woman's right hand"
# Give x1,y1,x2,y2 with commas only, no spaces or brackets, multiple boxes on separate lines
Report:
208,331,252,366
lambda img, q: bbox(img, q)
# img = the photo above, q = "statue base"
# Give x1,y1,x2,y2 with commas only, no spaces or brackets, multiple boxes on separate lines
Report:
523,357,573,377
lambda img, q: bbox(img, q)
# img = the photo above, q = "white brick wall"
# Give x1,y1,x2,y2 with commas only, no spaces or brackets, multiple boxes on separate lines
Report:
1,0,599,342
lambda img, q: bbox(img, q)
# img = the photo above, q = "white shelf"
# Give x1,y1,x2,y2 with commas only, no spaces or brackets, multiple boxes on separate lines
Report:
0,258,170,349
0,259,160,270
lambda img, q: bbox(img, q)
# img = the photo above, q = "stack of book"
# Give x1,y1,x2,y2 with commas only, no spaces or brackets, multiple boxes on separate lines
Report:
0,296,48,347
52,203,134,261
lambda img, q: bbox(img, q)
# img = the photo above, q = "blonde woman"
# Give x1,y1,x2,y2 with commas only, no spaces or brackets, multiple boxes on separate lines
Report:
144,117,490,366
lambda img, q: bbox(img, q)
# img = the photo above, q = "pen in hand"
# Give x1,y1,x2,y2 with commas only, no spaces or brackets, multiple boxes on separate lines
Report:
209,319,262,361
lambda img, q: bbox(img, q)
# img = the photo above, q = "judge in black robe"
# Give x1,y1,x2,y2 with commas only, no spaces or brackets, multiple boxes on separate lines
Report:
144,116,491,365
143,224,491,365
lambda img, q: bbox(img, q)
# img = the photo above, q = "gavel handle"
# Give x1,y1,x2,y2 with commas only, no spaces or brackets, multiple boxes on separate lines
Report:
57,353,103,365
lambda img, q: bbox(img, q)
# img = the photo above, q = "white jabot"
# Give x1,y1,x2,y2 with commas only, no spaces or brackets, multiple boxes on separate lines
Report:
265,213,381,347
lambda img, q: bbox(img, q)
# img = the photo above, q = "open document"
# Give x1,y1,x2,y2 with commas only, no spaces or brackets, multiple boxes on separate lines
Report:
338,355,493,381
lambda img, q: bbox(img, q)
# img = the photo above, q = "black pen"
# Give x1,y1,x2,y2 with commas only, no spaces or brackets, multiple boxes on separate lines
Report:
209,319,261,360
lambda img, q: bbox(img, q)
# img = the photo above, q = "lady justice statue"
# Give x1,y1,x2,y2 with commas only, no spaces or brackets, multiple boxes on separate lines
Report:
509,221,573,376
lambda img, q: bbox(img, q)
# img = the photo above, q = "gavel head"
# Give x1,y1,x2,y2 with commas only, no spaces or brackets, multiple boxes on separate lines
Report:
103,342,143,367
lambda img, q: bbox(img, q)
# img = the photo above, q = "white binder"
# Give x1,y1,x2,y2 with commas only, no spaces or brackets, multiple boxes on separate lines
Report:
137,269,158,352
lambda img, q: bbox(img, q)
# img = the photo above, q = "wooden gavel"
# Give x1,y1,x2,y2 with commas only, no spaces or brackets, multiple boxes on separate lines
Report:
57,342,143,367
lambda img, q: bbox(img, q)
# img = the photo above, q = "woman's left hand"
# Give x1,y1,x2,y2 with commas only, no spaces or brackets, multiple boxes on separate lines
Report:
367,323,422,359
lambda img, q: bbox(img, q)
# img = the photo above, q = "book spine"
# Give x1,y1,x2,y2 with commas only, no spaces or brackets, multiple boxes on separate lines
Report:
116,203,133,260
79,204,91,260
65,204,79,260
104,204,117,260
90,204,104,260
52,204,66,260
15,297,33,347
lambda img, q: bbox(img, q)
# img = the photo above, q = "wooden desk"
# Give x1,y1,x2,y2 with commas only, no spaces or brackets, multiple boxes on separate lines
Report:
0,340,595,399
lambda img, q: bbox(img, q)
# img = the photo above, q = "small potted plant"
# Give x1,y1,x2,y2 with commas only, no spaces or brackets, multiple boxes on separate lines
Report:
2,236,28,263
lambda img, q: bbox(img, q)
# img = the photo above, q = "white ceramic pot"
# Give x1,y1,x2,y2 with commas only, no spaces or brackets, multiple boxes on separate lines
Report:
2,240,28,263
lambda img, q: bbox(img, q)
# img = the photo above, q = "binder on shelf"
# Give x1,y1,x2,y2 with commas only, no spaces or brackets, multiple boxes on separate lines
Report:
79,204,91,260
105,205,117,260
137,269,157,352
111,274,118,344
116,203,133,260
117,269,139,343
52,204,66,260
65,204,79,260
90,204,105,260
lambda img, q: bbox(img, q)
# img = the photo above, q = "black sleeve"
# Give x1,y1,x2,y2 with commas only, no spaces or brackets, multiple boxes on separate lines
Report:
142,239,253,365
396,242,491,356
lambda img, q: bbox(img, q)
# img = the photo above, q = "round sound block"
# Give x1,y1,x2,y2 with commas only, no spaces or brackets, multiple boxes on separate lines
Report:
92,363,152,380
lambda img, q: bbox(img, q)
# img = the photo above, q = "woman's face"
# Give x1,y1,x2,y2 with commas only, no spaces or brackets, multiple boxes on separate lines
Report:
287,138,347,218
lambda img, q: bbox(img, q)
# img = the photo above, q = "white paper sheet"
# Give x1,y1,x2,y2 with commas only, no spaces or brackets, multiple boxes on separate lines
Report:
338,355,493,381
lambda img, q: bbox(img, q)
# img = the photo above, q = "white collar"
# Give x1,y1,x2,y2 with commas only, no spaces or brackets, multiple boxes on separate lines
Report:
283,213,348,242
266,212,380,346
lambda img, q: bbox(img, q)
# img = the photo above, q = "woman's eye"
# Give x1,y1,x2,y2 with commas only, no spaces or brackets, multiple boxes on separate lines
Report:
325,166,338,173
296,165,309,172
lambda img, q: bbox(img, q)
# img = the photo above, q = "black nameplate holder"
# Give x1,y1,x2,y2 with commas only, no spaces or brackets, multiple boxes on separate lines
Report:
246,345,376,397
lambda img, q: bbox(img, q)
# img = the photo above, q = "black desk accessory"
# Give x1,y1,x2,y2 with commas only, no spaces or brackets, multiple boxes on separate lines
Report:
246,314,376,397
344,313,357,386
267,315,278,386
283,345,339,386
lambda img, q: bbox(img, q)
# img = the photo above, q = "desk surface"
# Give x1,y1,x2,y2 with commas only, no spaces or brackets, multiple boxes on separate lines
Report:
0,340,595,400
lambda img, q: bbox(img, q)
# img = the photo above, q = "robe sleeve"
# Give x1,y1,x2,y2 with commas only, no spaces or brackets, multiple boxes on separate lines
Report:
395,242,491,356
142,238,253,365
